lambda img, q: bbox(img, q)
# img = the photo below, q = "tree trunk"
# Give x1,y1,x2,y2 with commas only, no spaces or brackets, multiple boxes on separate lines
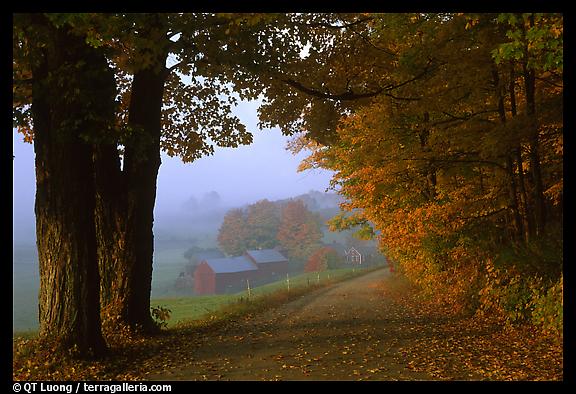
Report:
522,13,546,237
505,155,524,242
95,14,169,333
29,17,115,357
492,64,523,242
95,143,129,331
123,67,167,331
97,66,167,333
515,148,533,242
509,64,533,242
418,112,436,201
522,61,546,237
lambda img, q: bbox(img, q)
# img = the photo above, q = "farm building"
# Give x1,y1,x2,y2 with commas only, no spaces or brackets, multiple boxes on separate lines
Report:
346,247,363,265
245,249,289,283
194,256,258,295
350,245,383,266
176,249,226,291
193,249,290,295
326,241,383,266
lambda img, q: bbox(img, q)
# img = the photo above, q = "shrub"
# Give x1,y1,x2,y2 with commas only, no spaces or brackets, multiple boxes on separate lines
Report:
500,275,535,324
478,257,563,340
150,305,172,329
530,275,563,338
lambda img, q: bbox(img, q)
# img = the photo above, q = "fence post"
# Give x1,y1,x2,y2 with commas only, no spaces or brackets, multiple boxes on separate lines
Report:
246,279,251,299
286,273,290,292
317,272,320,284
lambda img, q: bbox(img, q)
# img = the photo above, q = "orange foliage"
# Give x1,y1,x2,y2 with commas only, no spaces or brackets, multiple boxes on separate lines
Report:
304,247,330,273
277,200,323,261
291,14,562,316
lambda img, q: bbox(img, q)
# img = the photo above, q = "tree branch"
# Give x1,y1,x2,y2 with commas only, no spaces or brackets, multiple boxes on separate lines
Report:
349,29,398,58
279,58,434,102
460,207,508,221
384,93,421,101
280,78,384,101
431,109,499,127
296,17,374,31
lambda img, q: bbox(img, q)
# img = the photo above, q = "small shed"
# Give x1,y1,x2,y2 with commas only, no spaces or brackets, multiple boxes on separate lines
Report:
346,247,362,265
245,249,289,282
194,256,258,295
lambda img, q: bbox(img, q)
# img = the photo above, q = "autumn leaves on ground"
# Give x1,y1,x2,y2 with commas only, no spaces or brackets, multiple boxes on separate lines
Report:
14,268,562,381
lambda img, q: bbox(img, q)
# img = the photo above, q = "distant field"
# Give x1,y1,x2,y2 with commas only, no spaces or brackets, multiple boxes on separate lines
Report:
13,239,198,332
13,192,353,333
13,244,40,333
13,237,379,333
151,245,193,299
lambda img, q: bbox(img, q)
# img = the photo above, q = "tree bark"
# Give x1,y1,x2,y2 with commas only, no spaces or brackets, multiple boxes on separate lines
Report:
518,13,546,238
492,64,523,242
97,66,167,332
509,64,533,242
95,143,128,331
123,66,166,330
29,17,115,357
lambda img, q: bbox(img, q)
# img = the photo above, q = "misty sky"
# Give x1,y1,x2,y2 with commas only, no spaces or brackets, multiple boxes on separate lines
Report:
12,100,334,243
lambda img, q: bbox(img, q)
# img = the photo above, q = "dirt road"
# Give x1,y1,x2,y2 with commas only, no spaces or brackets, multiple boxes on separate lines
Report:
13,264,562,381
149,268,434,380
144,267,561,381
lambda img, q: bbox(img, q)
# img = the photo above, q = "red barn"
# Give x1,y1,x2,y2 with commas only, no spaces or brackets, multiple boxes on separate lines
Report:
245,249,289,283
194,256,258,295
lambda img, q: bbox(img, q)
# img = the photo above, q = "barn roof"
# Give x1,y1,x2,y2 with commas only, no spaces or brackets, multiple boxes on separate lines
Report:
245,249,288,264
191,249,226,261
203,256,258,274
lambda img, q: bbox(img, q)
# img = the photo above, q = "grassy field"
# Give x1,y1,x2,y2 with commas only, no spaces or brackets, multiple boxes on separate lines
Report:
13,244,40,333
13,239,196,332
14,232,382,333
13,260,378,338
150,245,193,298
151,267,370,328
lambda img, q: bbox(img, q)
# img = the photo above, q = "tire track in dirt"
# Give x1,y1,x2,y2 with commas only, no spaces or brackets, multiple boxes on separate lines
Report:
149,268,434,381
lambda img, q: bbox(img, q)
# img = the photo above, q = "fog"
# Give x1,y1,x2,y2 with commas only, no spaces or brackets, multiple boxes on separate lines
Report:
13,100,334,246
12,100,336,331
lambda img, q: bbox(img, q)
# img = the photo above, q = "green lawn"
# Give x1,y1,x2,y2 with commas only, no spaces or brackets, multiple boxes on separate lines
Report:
151,267,368,327
14,266,379,336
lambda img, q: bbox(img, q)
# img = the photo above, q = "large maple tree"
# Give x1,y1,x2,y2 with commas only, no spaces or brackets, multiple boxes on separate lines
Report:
13,12,368,355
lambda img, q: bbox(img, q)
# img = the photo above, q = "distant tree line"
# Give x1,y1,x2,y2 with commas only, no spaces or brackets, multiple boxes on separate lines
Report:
217,199,324,267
